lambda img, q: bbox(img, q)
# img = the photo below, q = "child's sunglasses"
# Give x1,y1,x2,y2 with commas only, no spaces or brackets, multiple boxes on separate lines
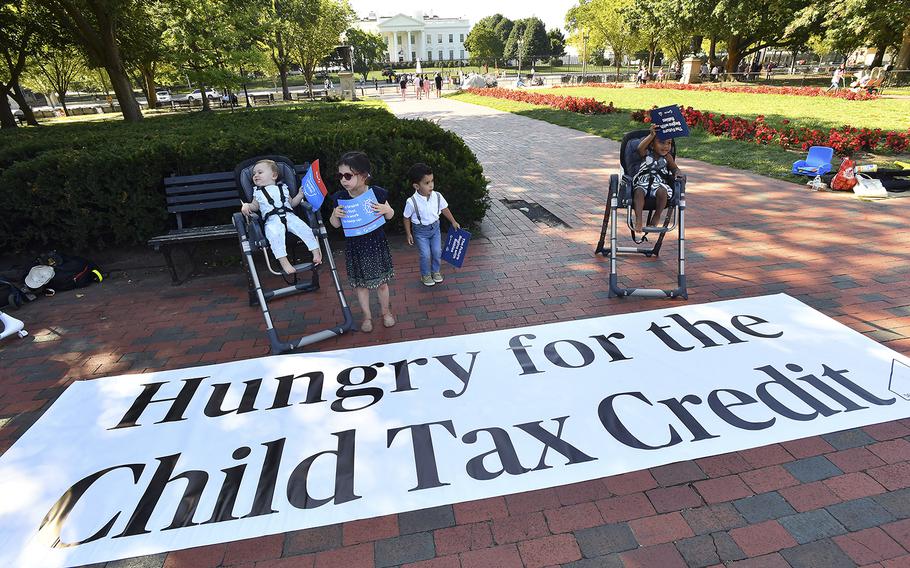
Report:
337,172,357,181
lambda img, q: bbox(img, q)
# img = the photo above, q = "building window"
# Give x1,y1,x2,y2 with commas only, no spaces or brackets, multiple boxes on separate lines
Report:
426,34,431,44
449,50,454,60
460,50,465,60
427,51,433,61
449,33,453,43
460,34,464,42
438,50,443,60
438,34,442,43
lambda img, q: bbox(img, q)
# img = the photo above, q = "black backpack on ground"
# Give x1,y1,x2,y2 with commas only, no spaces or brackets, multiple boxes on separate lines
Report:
32,251,103,291
0,278,31,309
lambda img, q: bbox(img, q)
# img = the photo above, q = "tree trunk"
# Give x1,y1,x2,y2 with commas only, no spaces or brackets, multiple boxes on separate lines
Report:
709,36,717,67
141,64,157,107
59,94,69,116
10,84,39,126
896,22,910,70
200,82,211,111
0,90,18,129
279,68,290,100
726,36,742,75
870,43,885,68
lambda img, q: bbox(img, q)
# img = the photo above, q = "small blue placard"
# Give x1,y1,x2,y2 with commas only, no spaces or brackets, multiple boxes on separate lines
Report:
442,227,471,268
300,159,328,210
650,105,690,140
337,188,386,237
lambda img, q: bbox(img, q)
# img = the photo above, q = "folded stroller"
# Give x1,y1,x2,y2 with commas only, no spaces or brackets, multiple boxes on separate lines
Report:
233,155,352,354
594,130,688,299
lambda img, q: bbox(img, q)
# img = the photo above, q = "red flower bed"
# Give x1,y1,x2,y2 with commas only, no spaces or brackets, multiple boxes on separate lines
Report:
632,105,910,155
637,82,879,101
465,87,618,114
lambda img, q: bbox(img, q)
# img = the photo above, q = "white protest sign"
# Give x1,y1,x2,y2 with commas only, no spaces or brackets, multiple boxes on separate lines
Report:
1,294,908,567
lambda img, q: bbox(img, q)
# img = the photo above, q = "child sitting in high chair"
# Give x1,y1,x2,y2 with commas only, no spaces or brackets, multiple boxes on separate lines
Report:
632,123,681,233
403,163,460,287
240,159,323,274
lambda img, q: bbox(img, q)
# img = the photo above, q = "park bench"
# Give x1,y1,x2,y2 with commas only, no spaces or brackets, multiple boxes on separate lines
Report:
147,164,310,284
249,93,274,105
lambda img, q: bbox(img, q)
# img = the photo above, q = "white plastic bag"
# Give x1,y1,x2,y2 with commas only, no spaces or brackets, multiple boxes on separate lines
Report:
853,173,888,199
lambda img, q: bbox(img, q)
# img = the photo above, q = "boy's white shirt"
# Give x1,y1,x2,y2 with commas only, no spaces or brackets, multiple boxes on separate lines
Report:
253,184,293,217
403,190,448,225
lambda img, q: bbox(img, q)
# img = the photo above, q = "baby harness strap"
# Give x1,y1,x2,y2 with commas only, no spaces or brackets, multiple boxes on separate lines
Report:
409,192,442,225
258,183,292,228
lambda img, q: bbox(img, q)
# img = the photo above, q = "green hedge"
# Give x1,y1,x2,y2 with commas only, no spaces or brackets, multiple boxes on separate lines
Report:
0,103,489,252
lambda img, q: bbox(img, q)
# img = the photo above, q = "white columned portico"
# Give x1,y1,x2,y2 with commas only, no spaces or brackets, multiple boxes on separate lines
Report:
407,31,412,62
391,32,398,62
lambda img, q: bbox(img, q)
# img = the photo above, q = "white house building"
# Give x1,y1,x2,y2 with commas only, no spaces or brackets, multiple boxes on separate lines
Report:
354,12,470,63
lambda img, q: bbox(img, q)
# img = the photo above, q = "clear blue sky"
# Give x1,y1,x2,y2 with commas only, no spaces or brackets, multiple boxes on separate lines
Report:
349,0,577,33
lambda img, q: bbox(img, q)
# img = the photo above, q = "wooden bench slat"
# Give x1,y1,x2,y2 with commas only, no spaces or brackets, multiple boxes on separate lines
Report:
165,180,237,195
167,190,239,204
167,199,239,213
165,171,233,185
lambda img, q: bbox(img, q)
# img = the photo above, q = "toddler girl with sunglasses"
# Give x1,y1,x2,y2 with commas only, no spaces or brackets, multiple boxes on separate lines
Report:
329,151,396,332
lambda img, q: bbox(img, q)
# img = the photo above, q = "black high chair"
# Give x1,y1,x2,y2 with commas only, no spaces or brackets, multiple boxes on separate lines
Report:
595,130,688,299
233,155,353,354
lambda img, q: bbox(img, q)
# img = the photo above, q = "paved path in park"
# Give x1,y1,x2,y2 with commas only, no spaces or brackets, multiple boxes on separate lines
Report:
3,93,910,567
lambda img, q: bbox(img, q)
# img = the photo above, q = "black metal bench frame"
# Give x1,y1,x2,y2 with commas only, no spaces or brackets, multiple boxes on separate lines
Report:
147,171,243,284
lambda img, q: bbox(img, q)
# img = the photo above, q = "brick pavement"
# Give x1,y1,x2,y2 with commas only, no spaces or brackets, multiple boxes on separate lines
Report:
3,93,910,567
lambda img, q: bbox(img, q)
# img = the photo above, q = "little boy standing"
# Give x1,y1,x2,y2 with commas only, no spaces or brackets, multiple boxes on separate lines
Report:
403,163,460,287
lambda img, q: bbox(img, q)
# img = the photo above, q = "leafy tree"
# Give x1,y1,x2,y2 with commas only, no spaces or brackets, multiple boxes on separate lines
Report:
159,0,257,111
0,0,39,128
503,19,527,61
31,47,85,116
548,28,567,60
464,23,503,68
567,0,638,78
521,17,550,64
292,0,352,97
812,0,908,68
40,0,144,121
119,2,169,107
346,27,387,81
493,17,515,54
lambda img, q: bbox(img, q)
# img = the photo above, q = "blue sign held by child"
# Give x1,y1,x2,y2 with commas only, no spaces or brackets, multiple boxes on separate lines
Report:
337,188,386,237
442,227,471,268
300,159,328,210
650,105,690,140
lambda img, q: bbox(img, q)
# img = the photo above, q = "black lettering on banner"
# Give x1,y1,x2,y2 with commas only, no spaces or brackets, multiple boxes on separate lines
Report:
110,377,206,429
39,463,144,548
244,438,286,518
205,379,262,417
463,427,530,480
589,333,633,362
387,421,458,491
657,396,719,442
708,389,775,430
515,416,597,470
508,334,544,375
646,322,693,352
268,373,326,409
286,430,361,509
332,365,384,412
754,364,840,421
821,364,896,406
204,446,251,524
435,352,480,398
663,313,748,349
598,392,682,450
544,340,596,369
730,315,783,338
390,358,429,392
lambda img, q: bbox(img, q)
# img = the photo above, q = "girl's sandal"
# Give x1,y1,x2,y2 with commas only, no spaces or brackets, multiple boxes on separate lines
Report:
382,313,396,328
360,319,373,333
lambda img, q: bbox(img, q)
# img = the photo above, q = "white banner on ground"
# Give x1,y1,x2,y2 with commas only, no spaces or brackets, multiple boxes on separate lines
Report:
2,294,910,567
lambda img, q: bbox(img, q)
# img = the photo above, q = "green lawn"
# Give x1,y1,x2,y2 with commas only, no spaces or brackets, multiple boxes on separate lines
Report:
536,86,910,132
449,91,906,182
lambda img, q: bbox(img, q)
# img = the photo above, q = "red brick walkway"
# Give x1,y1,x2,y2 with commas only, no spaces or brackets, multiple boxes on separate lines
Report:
3,95,910,567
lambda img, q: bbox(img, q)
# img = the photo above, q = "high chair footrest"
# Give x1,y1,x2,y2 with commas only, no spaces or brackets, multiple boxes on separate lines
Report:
292,262,315,273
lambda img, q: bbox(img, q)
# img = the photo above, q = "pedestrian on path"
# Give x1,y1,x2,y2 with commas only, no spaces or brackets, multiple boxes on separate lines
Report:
329,151,396,332
402,163,460,287
399,75,408,101
435,72,443,97
422,74,431,98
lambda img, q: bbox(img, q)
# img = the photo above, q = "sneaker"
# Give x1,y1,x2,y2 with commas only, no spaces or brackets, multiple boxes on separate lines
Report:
421,274,435,287
431,271,444,283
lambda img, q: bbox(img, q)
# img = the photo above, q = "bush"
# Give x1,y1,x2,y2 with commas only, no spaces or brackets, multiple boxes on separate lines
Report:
0,104,489,252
